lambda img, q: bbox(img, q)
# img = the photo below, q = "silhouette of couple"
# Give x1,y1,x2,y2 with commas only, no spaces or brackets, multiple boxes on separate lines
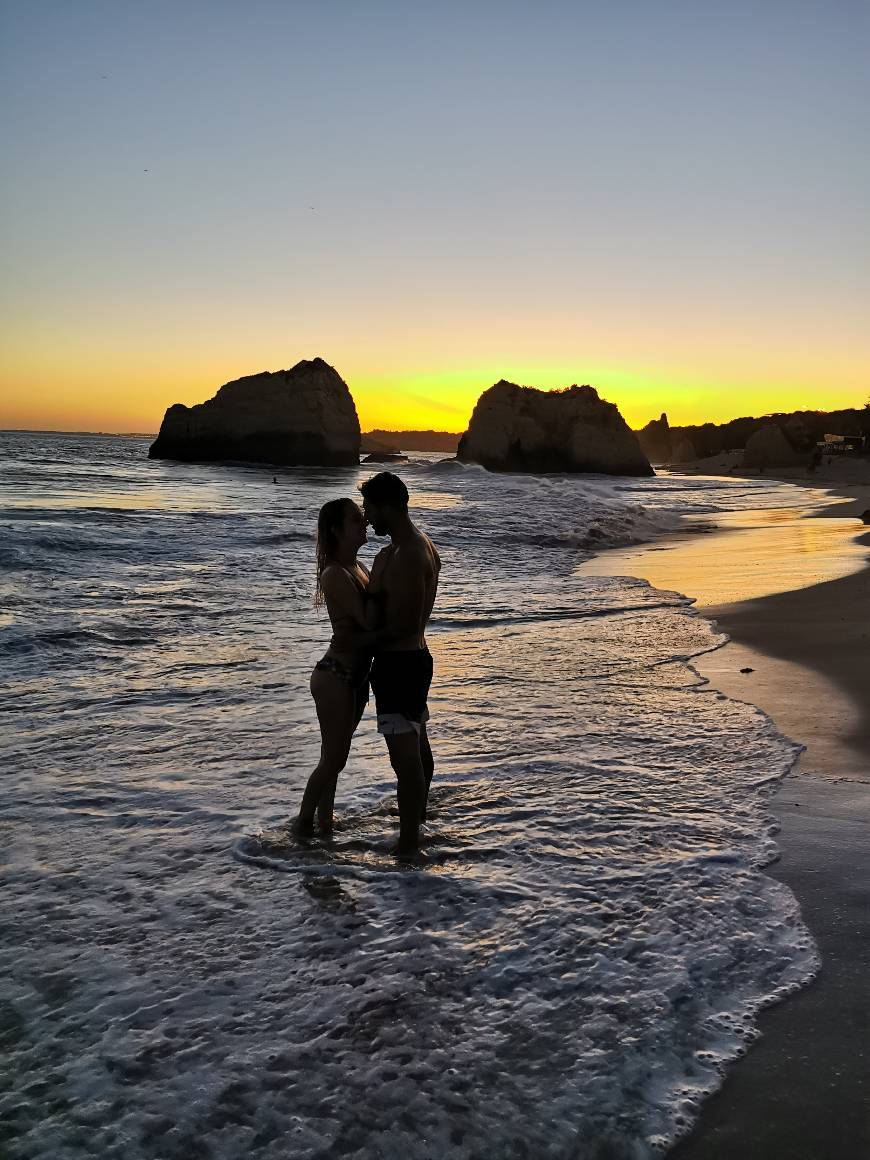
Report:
295,472,441,857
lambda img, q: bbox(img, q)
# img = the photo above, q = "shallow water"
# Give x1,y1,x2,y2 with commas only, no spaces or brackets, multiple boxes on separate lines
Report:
1,432,826,1158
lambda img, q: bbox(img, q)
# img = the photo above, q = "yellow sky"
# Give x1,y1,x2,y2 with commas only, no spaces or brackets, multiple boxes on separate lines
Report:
2,318,866,436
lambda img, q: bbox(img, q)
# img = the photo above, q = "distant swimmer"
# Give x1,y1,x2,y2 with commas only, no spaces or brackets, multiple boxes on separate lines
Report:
361,472,441,857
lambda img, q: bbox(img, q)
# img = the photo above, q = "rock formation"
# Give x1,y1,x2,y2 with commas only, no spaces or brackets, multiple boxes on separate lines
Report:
649,406,870,461
361,451,409,464
149,358,360,466
671,436,697,463
743,424,806,469
457,381,653,476
637,413,674,464
361,430,461,453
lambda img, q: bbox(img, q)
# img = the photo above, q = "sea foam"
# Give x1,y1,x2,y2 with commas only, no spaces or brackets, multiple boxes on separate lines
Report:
0,433,822,1158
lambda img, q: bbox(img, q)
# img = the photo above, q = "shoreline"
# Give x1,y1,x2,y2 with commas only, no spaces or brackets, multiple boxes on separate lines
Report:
579,469,870,1158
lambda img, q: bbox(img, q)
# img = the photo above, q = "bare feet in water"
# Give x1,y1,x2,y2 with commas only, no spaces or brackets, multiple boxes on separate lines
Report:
392,841,426,865
291,816,315,840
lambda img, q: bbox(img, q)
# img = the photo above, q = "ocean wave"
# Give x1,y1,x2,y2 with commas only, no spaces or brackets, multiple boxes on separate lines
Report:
429,598,694,633
0,547,38,571
25,532,112,554
424,456,486,474
254,530,314,545
0,625,156,653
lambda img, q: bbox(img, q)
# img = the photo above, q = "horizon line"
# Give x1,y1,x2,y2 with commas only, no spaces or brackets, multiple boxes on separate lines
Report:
4,397,869,443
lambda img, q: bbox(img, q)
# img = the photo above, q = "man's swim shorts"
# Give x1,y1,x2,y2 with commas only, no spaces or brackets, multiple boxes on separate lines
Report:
370,648,433,735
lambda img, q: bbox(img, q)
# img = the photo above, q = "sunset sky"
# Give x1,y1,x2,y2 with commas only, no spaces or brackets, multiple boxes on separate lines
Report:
1,0,867,434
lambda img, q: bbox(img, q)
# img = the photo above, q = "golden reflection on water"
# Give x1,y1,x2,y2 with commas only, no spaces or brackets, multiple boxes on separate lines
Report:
410,491,463,511
7,488,229,511
578,509,869,607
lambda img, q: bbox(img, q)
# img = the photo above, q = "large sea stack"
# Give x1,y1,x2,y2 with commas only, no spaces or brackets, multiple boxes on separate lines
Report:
149,358,360,466
457,381,653,476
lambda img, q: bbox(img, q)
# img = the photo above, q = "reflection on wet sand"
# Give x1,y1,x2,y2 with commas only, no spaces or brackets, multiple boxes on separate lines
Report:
579,508,869,607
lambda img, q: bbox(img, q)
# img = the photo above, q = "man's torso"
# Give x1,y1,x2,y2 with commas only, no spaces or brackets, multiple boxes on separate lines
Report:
371,529,440,652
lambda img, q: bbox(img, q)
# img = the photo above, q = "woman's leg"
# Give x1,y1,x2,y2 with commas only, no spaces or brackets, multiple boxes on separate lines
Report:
315,684,368,830
296,669,356,832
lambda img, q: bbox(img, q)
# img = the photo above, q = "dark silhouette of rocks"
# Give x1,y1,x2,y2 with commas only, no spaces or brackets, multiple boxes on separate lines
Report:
671,435,697,463
361,429,461,453
637,413,696,464
149,358,360,466
743,424,807,469
457,381,653,475
361,451,409,464
637,413,674,464
644,406,870,461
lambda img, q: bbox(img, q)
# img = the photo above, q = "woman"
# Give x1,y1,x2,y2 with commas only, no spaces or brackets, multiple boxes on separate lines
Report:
295,497,373,834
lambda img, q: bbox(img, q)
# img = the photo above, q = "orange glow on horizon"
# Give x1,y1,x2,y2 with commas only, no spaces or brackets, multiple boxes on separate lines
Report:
1,327,867,436
3,363,867,438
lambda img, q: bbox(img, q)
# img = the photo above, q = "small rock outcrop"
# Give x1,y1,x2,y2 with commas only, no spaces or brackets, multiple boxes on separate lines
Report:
671,436,698,463
361,451,409,464
637,413,674,464
361,430,461,454
743,424,806,469
149,358,360,466
457,381,653,476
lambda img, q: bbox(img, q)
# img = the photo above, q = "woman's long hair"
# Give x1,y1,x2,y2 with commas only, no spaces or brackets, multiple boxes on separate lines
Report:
314,498,356,608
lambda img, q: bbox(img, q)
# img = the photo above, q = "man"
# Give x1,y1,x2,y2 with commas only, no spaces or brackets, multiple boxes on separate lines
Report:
359,472,440,857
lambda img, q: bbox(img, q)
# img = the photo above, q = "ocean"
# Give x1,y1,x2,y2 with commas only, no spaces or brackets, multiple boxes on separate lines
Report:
1,430,824,1159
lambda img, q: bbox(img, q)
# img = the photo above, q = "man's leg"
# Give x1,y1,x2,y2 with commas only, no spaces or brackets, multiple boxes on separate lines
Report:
385,730,425,854
419,725,434,822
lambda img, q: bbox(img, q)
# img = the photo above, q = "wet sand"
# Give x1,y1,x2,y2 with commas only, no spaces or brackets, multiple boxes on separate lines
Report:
579,478,870,1158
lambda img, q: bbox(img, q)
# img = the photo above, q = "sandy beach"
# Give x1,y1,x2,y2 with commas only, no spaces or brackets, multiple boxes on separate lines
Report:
582,460,870,1157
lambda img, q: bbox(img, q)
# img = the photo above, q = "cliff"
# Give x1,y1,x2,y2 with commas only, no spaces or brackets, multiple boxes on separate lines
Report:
635,406,870,466
650,407,869,461
457,381,653,476
148,358,360,466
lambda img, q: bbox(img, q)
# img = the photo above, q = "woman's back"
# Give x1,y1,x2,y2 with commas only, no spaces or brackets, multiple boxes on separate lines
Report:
321,563,370,660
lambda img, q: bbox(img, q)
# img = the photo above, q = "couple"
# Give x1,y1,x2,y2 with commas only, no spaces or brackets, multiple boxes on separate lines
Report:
296,471,441,857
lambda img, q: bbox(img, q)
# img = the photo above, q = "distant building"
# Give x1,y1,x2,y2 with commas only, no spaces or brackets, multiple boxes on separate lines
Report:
817,433,866,454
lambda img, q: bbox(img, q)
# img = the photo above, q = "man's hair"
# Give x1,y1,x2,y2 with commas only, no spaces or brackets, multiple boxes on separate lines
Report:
358,471,409,510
